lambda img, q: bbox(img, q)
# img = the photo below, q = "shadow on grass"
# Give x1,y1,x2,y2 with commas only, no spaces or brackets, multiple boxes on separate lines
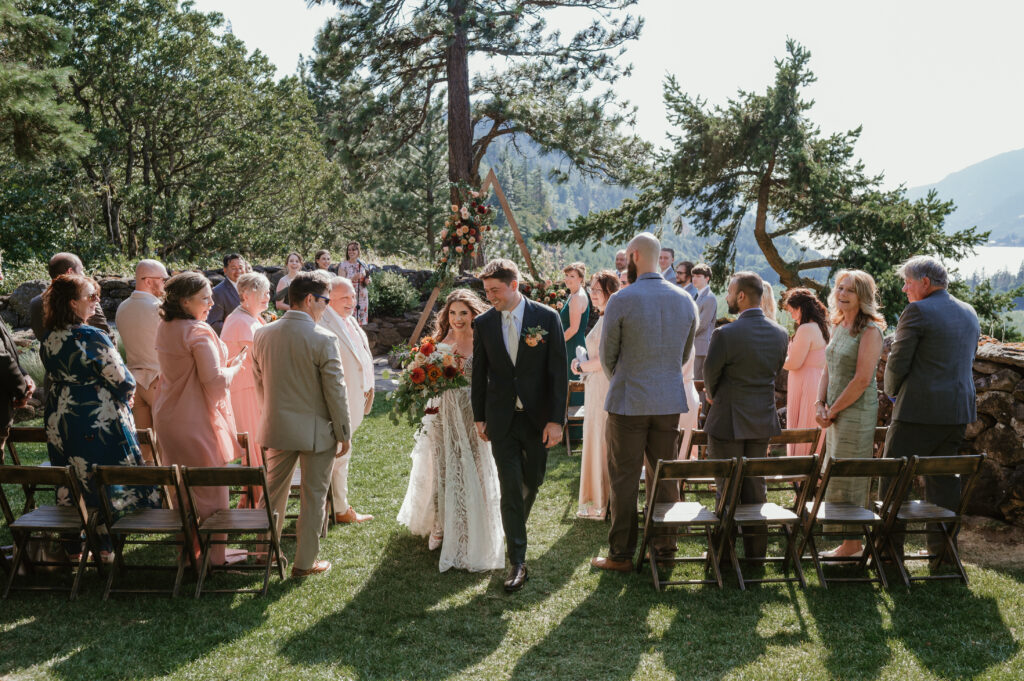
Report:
0,563,291,680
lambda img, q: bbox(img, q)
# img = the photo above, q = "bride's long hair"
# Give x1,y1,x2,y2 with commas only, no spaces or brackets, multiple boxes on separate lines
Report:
432,287,487,341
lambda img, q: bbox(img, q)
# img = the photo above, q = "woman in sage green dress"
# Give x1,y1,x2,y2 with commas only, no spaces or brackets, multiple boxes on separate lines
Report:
814,269,886,558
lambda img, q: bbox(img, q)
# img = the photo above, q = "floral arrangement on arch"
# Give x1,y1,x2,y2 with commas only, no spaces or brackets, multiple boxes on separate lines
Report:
523,281,569,311
438,182,495,268
385,336,469,430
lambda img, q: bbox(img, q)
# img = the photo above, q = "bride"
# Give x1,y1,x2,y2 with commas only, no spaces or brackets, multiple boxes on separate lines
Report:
397,289,505,572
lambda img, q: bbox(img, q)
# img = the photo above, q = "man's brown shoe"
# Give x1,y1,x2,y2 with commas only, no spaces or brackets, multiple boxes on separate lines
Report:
591,556,632,573
335,506,374,523
291,560,331,578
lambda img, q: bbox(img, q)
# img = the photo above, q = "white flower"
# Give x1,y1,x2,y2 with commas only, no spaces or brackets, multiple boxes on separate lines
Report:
68,456,89,483
91,387,120,431
55,388,73,419
42,328,72,357
460,207,470,219
46,412,63,452
96,344,128,386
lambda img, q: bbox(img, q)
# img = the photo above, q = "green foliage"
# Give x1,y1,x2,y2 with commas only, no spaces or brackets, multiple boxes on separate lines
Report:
0,0,90,163
540,40,987,324
367,269,419,318
950,279,1024,342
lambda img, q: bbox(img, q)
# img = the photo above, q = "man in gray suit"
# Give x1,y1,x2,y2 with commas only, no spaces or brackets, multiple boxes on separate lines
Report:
208,253,244,335
883,255,980,566
691,263,716,418
592,233,698,572
703,271,788,560
253,271,352,579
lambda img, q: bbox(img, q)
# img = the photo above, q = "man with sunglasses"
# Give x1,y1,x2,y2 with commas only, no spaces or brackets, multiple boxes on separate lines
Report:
115,259,169,463
253,270,352,579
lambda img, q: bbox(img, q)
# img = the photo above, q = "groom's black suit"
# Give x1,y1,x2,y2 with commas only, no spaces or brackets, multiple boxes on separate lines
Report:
472,297,567,565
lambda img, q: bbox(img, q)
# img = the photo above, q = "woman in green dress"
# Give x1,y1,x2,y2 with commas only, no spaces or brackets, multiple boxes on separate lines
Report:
561,263,590,446
814,269,886,558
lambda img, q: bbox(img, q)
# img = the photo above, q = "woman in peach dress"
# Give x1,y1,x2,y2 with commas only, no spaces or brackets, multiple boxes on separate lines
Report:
570,270,620,520
221,272,270,473
781,288,829,456
154,272,244,565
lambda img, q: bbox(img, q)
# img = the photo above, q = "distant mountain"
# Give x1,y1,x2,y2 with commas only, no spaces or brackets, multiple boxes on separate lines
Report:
907,148,1024,245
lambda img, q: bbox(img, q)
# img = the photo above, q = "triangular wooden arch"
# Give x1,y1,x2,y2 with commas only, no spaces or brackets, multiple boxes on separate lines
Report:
409,168,539,343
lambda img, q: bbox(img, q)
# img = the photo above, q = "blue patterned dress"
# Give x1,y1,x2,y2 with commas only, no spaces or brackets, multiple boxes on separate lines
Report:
41,325,161,529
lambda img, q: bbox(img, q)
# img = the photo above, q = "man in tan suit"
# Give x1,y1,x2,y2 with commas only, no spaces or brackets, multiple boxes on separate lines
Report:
115,259,169,463
319,276,375,524
252,271,351,578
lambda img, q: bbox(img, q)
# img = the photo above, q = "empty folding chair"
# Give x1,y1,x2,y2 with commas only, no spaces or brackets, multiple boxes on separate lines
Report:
93,464,194,599
765,428,821,492
563,381,586,455
134,428,163,466
636,457,739,590
1,465,102,600
182,466,286,597
799,457,907,589
2,427,52,512
720,455,818,590
879,453,986,587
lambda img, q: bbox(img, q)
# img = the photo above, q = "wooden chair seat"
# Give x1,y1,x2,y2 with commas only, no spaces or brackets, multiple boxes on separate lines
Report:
568,405,585,419
11,506,85,532
563,380,586,455
199,509,271,533
109,508,186,533
732,502,798,525
807,501,880,524
895,500,958,522
650,501,718,525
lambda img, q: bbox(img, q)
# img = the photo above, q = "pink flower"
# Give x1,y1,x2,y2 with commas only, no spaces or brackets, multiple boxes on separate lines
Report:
455,246,464,253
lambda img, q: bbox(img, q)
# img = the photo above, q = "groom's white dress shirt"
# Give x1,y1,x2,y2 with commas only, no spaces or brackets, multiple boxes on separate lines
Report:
500,295,526,358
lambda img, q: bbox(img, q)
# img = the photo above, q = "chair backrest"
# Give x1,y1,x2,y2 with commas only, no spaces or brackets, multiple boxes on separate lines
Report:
899,454,987,516
134,428,161,466
2,426,47,465
738,455,818,512
0,465,88,526
652,457,739,517
872,427,888,457
567,381,585,395
769,428,820,447
236,432,251,466
809,457,907,520
181,465,275,530
678,429,710,461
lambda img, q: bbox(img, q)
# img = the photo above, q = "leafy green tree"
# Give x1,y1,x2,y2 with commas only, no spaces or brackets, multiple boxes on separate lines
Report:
308,0,649,267
0,0,89,163
18,0,349,259
541,40,988,321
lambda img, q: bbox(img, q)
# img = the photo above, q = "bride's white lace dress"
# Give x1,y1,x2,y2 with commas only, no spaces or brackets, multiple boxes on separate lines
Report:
397,348,505,572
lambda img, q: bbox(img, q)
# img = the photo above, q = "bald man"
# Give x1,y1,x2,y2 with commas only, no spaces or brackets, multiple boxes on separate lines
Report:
115,259,169,463
29,252,111,342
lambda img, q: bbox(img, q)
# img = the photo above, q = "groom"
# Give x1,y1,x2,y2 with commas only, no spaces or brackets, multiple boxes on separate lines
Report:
473,258,568,592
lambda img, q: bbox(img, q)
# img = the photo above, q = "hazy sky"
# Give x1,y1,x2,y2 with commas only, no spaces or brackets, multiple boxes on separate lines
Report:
191,0,1024,189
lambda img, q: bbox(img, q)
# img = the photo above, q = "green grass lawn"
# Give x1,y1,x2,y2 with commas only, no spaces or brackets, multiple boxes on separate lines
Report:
2,403,1023,681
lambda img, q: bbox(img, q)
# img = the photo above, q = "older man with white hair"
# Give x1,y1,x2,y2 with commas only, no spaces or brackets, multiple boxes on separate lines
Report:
593,232,698,573
319,276,376,524
882,254,980,568
115,259,169,463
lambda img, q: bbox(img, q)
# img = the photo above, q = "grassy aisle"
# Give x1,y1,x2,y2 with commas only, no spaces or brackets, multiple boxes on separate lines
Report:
1,402,1023,681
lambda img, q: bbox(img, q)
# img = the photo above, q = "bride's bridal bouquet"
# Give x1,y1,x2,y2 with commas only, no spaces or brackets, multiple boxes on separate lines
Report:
386,336,469,430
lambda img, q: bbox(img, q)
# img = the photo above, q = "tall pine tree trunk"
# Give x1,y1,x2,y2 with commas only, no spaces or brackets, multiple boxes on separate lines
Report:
446,0,478,270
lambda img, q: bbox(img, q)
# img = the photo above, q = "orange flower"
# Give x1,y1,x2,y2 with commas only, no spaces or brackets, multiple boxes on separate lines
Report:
410,367,426,384
420,341,436,356
524,337,539,347
426,365,442,382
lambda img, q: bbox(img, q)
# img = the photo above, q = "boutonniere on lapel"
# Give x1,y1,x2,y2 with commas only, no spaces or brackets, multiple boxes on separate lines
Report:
523,326,548,347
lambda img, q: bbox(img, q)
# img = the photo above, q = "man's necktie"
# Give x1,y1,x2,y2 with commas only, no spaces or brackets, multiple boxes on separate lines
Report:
503,311,518,365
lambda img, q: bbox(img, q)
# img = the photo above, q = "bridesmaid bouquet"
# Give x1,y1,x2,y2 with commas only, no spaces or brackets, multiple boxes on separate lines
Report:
386,336,469,430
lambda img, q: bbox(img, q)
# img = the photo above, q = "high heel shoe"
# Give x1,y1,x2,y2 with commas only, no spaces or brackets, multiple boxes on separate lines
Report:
428,532,443,551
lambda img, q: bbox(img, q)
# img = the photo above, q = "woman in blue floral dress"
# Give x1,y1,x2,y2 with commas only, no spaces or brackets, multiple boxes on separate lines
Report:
40,274,161,554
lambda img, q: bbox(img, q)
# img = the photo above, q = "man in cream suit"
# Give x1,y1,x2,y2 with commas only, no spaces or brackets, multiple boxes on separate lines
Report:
319,276,375,524
253,271,351,578
115,259,168,463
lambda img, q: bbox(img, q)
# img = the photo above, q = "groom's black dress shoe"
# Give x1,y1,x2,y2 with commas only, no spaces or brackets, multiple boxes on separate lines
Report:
504,563,528,592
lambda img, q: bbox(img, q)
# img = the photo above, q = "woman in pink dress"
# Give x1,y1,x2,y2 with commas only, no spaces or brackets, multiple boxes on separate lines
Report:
221,272,270,473
154,272,244,565
781,288,829,456
337,241,371,325
570,270,620,520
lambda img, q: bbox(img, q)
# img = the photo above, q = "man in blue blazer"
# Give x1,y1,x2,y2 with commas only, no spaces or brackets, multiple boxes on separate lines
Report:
472,259,567,592
208,253,244,335
592,233,698,573
883,255,980,566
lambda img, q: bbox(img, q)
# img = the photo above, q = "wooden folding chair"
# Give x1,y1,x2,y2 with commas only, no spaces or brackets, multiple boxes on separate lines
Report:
2,427,52,512
562,381,586,455
636,457,739,590
93,464,195,598
765,428,821,492
720,456,818,590
134,428,163,466
879,454,986,587
678,430,715,495
182,466,286,597
871,427,888,458
799,457,907,589
0,465,102,600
